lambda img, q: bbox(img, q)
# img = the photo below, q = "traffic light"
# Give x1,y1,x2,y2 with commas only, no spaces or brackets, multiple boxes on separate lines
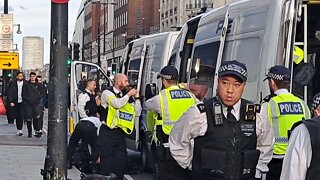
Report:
111,63,117,75
3,70,12,78
72,42,80,60
67,46,72,77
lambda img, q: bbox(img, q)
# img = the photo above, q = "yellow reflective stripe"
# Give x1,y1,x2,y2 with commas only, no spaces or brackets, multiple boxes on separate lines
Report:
301,101,311,119
160,90,170,123
163,121,175,125
269,99,281,140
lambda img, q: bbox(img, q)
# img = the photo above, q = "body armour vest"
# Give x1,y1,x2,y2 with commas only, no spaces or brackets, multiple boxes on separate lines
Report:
84,91,98,117
303,118,320,180
192,97,259,180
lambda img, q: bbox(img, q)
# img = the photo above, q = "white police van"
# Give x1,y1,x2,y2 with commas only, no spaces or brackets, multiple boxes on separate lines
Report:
170,0,319,105
120,31,179,171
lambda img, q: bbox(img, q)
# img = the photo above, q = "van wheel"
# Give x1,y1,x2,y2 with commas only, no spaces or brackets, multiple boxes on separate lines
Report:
153,163,160,180
141,138,152,172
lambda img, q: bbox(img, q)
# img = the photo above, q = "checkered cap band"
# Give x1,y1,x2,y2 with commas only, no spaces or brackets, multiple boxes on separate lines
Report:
311,93,320,111
218,64,247,77
266,72,290,81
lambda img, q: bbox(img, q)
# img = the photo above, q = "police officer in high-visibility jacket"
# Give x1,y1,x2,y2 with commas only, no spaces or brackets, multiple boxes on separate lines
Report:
262,65,311,180
169,60,274,180
145,66,196,180
280,93,320,180
96,73,141,179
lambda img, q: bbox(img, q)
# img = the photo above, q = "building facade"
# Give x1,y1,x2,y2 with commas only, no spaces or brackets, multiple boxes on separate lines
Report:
160,0,236,32
22,36,44,70
72,0,160,71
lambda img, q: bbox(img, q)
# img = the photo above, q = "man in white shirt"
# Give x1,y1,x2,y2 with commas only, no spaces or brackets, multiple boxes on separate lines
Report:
7,72,28,136
280,93,320,180
78,80,99,118
68,79,101,169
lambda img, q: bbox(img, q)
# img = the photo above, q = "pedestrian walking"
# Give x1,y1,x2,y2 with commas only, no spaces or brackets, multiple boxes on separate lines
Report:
280,93,320,180
7,72,29,136
27,72,44,138
169,60,274,180
145,66,197,180
96,73,141,179
35,75,47,136
261,65,311,180
5,78,15,124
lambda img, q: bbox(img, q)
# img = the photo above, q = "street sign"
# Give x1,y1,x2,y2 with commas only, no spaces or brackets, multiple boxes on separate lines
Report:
0,52,19,69
0,14,13,51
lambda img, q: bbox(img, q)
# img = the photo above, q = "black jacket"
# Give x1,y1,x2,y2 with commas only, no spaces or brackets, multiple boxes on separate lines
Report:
30,81,47,104
8,80,40,105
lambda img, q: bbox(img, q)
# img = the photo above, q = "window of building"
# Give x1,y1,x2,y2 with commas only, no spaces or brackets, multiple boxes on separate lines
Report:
125,12,127,25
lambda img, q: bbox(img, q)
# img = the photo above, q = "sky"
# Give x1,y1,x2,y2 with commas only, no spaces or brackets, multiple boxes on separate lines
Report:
1,0,82,65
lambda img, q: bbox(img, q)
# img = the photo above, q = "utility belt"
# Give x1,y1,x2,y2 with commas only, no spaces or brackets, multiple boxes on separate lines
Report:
153,127,174,161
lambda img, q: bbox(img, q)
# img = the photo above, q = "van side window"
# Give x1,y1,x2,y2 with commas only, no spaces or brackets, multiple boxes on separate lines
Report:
189,42,220,99
127,59,141,86
223,37,261,101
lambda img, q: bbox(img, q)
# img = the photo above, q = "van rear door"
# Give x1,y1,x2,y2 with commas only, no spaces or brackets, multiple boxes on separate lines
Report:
69,61,112,134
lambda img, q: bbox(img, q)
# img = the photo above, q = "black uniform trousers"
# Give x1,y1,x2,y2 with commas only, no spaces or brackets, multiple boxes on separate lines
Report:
158,152,191,180
97,125,127,180
68,120,98,162
266,158,283,180
156,128,191,180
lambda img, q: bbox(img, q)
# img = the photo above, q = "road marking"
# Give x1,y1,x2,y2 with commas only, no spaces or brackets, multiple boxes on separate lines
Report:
124,174,134,180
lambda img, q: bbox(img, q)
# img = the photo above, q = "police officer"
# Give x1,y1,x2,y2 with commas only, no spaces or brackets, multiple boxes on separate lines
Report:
280,93,320,180
97,73,141,179
169,60,274,180
67,79,101,169
145,66,196,180
78,79,99,119
262,65,311,180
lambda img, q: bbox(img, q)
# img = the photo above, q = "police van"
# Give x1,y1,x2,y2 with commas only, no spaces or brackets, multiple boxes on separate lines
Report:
170,0,319,104
120,31,179,170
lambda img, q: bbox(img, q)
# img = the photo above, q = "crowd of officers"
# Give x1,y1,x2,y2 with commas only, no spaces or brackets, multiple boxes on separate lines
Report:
5,71,47,138
68,60,320,180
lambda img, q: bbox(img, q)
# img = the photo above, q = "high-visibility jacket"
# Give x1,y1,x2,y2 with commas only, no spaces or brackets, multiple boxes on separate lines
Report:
106,95,135,134
159,86,196,135
268,93,310,155
293,46,304,64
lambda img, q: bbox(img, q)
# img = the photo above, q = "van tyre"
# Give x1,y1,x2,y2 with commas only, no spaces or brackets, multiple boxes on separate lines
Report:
141,137,152,172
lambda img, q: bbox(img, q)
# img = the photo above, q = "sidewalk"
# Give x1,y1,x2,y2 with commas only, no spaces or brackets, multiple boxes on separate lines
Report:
0,115,81,180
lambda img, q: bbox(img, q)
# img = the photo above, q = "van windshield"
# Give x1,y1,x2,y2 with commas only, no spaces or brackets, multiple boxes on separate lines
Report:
189,41,220,100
